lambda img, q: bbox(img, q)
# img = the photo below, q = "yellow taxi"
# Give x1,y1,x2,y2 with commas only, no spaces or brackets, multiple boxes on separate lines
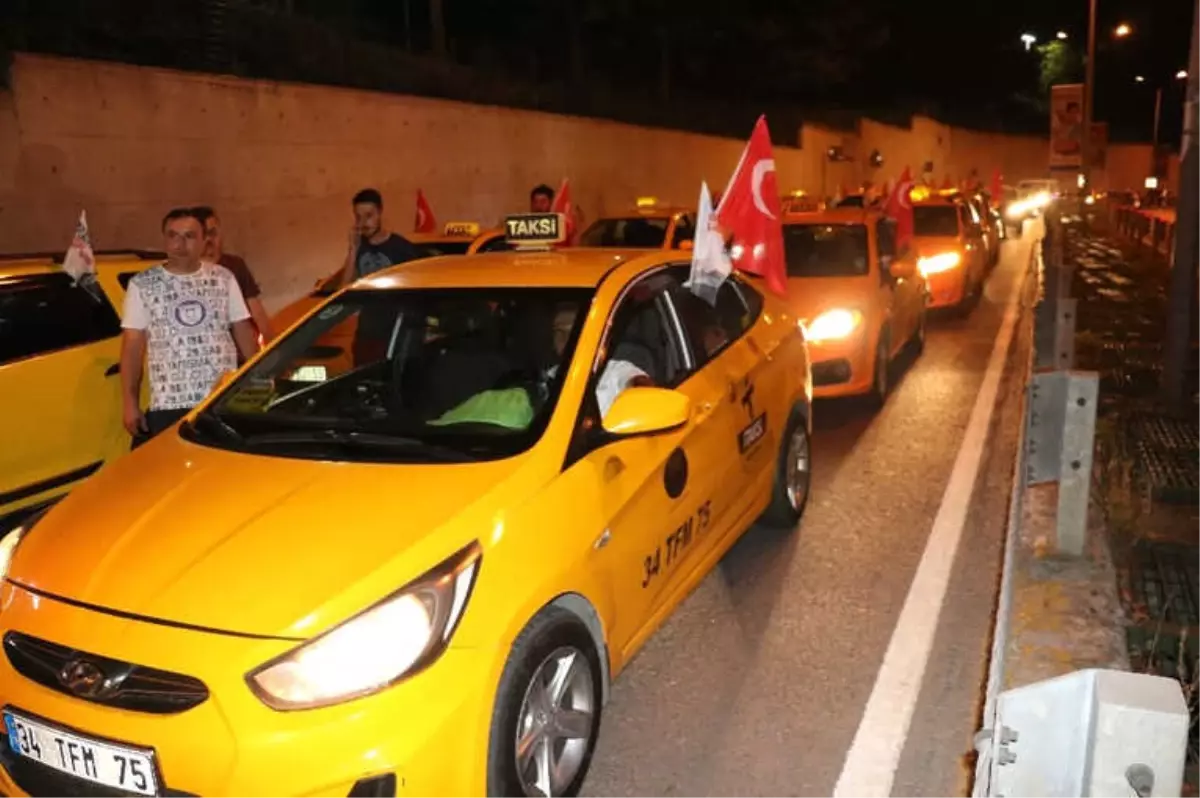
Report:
0,213,813,797
909,187,989,313
0,251,158,527
775,208,927,404
270,224,507,338
575,198,695,249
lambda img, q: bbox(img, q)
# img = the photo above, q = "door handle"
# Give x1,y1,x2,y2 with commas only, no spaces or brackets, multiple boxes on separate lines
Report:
104,363,120,377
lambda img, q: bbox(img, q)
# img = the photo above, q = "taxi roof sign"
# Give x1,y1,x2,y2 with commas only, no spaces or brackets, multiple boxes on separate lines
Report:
636,196,658,208
443,221,480,237
504,213,566,249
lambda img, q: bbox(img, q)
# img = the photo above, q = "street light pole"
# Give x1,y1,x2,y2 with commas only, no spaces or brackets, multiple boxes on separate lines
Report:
1084,0,1098,187
1162,8,1199,410
1151,86,1163,176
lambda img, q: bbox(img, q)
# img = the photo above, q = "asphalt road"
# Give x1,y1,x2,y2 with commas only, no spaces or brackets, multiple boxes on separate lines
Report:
583,232,1035,797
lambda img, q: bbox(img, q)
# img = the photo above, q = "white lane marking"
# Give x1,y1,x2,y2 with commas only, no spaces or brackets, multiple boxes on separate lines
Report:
832,250,1027,797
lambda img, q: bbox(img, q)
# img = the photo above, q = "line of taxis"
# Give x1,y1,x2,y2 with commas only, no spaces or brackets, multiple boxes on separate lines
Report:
0,188,1007,796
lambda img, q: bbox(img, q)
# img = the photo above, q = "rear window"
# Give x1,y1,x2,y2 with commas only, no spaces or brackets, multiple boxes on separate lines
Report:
0,273,122,365
913,206,961,237
578,217,669,248
415,241,471,257
782,223,869,277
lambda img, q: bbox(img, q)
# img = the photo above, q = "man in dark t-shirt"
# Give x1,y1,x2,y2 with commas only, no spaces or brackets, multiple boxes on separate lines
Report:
341,189,422,364
194,205,274,341
341,188,422,284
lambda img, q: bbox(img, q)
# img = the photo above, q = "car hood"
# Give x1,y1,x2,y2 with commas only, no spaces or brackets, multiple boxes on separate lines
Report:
783,275,874,321
9,434,534,639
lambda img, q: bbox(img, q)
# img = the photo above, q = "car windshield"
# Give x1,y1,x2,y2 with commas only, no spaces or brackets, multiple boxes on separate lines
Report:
182,287,593,463
836,195,865,207
782,223,869,277
913,206,961,237
578,217,669,248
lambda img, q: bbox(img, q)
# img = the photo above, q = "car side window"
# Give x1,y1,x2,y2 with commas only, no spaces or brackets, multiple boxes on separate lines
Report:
671,214,696,248
597,272,687,389
0,273,123,366
663,264,761,368
876,219,897,283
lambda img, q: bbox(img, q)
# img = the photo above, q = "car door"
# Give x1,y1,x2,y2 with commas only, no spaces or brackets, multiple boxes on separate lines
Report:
0,273,126,517
557,269,728,662
661,269,774,563
875,218,918,346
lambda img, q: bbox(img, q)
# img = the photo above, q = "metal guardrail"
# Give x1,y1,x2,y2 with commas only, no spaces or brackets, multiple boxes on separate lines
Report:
1109,205,1178,261
1025,208,1100,557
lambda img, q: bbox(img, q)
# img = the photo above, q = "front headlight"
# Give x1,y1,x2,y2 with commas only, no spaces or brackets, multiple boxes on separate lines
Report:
803,309,863,343
0,503,55,582
918,251,962,277
0,528,26,583
1006,201,1028,218
247,541,481,710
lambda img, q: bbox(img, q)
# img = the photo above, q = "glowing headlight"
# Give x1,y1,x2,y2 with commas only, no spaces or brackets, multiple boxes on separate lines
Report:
1084,195,1096,205
0,504,54,582
248,542,481,710
918,251,962,276
803,309,862,342
0,527,26,583
1006,200,1029,218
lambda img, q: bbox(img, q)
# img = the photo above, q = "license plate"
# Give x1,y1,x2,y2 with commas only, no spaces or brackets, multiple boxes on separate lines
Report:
290,365,327,382
3,710,158,796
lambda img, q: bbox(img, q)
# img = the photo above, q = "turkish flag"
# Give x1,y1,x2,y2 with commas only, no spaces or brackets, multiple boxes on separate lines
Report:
414,189,436,233
990,168,1003,201
884,167,916,252
552,178,576,244
715,115,787,297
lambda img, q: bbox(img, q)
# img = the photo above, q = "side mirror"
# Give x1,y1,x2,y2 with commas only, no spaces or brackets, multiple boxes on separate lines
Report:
678,239,694,251
602,387,690,437
887,257,916,280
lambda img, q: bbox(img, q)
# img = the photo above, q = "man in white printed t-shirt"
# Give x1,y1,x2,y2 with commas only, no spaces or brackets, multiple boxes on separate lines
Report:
120,207,260,449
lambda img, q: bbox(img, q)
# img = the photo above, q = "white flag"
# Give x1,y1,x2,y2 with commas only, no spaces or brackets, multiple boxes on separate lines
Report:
686,181,732,305
62,210,96,283
62,210,103,302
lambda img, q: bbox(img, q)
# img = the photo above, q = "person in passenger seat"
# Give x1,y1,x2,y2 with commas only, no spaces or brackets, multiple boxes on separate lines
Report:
596,305,659,418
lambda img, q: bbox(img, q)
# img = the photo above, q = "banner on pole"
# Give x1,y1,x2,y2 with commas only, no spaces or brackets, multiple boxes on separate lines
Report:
1049,83,1084,170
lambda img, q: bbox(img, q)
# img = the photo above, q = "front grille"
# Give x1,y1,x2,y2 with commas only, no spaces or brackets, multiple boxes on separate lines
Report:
3,632,208,714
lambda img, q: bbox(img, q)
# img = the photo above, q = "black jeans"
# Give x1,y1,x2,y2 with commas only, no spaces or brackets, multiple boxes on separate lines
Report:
130,408,190,450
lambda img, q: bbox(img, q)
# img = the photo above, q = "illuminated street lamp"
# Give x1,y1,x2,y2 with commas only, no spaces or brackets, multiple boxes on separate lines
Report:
1177,70,1189,79
1135,75,1146,83
1057,31,1069,40
1114,23,1132,38
1021,32,1036,50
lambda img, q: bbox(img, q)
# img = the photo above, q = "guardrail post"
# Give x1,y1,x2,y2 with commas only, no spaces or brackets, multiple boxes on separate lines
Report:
1025,211,1098,557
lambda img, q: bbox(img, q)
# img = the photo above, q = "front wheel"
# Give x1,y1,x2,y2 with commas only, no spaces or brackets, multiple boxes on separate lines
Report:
910,306,927,355
869,329,891,408
488,609,603,797
760,408,812,529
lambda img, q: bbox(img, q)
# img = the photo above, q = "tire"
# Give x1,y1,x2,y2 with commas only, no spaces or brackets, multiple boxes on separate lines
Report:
487,609,603,797
760,406,812,529
910,306,927,355
868,328,891,408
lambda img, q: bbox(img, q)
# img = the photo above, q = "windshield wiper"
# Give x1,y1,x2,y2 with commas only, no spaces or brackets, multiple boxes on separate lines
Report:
187,410,246,446
240,429,478,462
